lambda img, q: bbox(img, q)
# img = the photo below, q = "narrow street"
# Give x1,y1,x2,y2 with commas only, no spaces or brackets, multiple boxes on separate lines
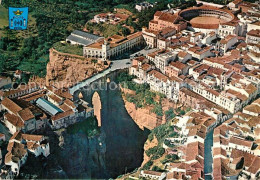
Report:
204,130,214,180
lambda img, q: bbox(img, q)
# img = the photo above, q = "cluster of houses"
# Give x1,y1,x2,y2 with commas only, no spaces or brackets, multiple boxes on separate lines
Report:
0,84,94,133
130,0,260,114
212,99,260,179
92,12,129,24
0,84,94,178
135,0,260,179
0,131,50,179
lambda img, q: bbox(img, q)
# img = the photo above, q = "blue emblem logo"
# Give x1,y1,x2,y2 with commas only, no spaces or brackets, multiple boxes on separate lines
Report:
9,7,29,30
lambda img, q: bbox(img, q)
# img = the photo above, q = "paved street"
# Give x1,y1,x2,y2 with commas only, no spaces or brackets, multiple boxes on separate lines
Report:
69,48,157,94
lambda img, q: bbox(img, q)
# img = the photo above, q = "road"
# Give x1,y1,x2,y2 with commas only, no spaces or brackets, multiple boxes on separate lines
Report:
204,130,213,180
69,48,157,94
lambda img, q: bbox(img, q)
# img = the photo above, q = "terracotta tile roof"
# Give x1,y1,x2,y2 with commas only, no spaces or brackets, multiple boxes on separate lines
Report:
168,61,187,70
64,99,76,108
248,116,260,127
247,157,260,174
230,136,253,148
18,108,34,121
213,147,227,157
59,104,71,112
220,34,237,44
178,51,188,58
185,141,204,162
22,134,43,142
244,104,260,114
154,11,163,17
148,69,168,82
2,98,23,114
244,83,257,95
4,113,24,128
27,141,40,150
247,29,260,37
166,172,185,179
158,12,178,23
5,141,27,164
141,63,151,71
142,170,163,176
54,89,73,100
48,94,63,104
231,149,256,167
51,109,74,121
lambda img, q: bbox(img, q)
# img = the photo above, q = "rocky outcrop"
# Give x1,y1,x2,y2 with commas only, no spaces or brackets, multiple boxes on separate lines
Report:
121,88,176,130
141,135,158,167
46,48,109,88
123,99,162,130
51,129,107,179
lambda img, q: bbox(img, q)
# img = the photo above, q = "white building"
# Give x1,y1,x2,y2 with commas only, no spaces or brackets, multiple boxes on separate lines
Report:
135,2,154,12
140,170,166,180
218,35,238,54
84,32,144,60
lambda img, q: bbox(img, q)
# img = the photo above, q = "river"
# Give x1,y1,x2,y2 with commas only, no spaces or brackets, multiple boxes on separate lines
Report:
204,130,213,180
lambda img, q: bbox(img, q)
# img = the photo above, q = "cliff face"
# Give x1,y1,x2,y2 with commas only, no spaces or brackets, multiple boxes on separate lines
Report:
141,135,158,167
46,48,109,88
123,99,162,130
121,88,176,130
54,129,108,179
18,128,107,179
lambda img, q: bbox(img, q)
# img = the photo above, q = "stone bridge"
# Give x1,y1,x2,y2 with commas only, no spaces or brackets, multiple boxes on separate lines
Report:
71,69,127,127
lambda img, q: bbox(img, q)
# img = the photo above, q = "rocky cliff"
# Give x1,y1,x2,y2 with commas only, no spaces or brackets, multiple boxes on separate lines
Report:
141,135,158,167
18,128,107,179
121,88,177,130
46,48,109,88
53,129,108,179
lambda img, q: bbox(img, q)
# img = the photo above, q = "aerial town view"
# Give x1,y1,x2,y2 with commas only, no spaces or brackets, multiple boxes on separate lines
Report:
0,0,259,179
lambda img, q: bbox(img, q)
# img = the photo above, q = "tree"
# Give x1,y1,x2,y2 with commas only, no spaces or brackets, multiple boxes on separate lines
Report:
165,108,176,120
121,27,131,37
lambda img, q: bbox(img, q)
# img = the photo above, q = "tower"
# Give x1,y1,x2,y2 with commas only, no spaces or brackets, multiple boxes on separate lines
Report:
102,40,110,60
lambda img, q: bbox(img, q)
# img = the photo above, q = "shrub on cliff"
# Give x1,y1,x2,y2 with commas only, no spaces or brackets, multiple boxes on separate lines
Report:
145,146,165,159
152,166,164,172
161,154,179,164
67,116,100,137
165,108,176,121
142,160,153,170
152,103,163,117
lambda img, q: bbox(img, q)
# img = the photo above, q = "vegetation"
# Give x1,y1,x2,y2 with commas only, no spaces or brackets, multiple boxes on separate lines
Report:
148,133,154,142
86,23,131,37
161,154,179,164
152,103,163,117
165,108,176,121
146,146,165,158
53,42,83,56
0,0,200,78
67,116,100,137
152,166,164,172
142,160,153,170
164,139,175,148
